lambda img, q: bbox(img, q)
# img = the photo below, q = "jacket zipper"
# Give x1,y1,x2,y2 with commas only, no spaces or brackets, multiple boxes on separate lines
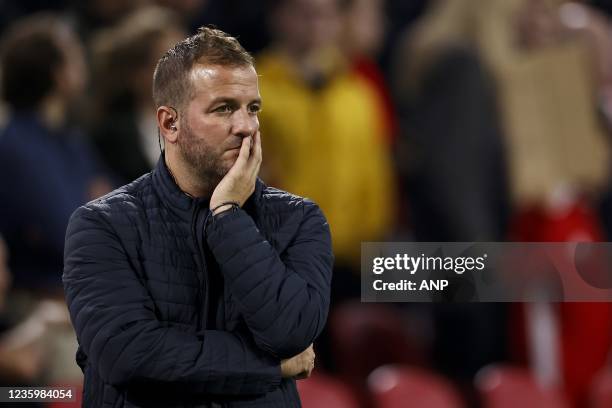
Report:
199,209,212,331
191,204,206,331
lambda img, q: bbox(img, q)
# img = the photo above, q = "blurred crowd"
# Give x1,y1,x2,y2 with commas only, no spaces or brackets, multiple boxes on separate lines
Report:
1,0,612,407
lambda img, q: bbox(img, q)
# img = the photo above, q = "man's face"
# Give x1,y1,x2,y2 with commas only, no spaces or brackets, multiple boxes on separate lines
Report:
275,0,341,54
177,63,260,184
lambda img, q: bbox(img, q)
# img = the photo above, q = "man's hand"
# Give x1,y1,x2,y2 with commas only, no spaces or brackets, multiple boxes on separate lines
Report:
210,131,262,213
281,344,315,380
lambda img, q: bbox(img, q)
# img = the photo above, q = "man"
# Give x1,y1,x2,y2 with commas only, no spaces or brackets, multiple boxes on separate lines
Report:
0,14,112,292
258,0,396,301
63,27,333,407
89,6,187,183
0,235,72,386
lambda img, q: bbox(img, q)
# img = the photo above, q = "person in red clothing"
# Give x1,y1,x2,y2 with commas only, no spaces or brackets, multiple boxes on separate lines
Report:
339,0,398,145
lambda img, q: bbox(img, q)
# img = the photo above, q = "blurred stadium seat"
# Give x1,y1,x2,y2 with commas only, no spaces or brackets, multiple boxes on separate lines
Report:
329,302,426,375
297,372,359,408
590,368,612,408
475,365,569,408
329,301,427,405
368,365,464,408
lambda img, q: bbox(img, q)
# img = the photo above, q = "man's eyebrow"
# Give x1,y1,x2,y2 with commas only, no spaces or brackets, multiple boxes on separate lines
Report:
209,97,262,105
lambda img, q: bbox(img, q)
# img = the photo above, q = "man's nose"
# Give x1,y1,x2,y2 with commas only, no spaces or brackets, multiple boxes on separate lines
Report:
232,108,258,138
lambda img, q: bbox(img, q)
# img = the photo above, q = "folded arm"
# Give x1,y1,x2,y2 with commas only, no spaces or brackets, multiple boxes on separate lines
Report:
206,200,334,359
63,205,281,394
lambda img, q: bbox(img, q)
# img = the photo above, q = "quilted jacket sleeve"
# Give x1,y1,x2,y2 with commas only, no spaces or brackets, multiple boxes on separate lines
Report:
63,205,282,393
206,200,333,359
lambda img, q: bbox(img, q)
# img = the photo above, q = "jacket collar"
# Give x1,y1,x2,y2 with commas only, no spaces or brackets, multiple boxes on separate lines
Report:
152,153,200,222
151,153,265,222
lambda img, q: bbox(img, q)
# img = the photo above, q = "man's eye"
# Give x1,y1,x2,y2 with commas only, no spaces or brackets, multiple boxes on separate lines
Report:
249,105,261,113
214,105,231,113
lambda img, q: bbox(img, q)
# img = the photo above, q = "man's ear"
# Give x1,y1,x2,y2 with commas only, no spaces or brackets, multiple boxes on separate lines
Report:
157,106,179,144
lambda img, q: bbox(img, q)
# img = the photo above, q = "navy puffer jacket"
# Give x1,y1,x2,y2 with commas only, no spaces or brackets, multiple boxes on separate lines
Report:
63,157,333,407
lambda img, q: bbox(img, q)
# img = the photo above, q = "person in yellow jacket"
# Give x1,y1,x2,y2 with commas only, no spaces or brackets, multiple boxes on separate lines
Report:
257,0,396,275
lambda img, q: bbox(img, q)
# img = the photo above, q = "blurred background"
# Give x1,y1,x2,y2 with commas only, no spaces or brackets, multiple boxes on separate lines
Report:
1,0,612,407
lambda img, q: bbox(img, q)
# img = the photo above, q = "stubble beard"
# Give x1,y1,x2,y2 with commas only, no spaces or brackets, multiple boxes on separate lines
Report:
177,121,229,192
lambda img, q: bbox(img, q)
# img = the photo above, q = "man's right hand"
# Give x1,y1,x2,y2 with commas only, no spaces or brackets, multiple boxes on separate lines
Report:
280,344,315,380
210,131,262,212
